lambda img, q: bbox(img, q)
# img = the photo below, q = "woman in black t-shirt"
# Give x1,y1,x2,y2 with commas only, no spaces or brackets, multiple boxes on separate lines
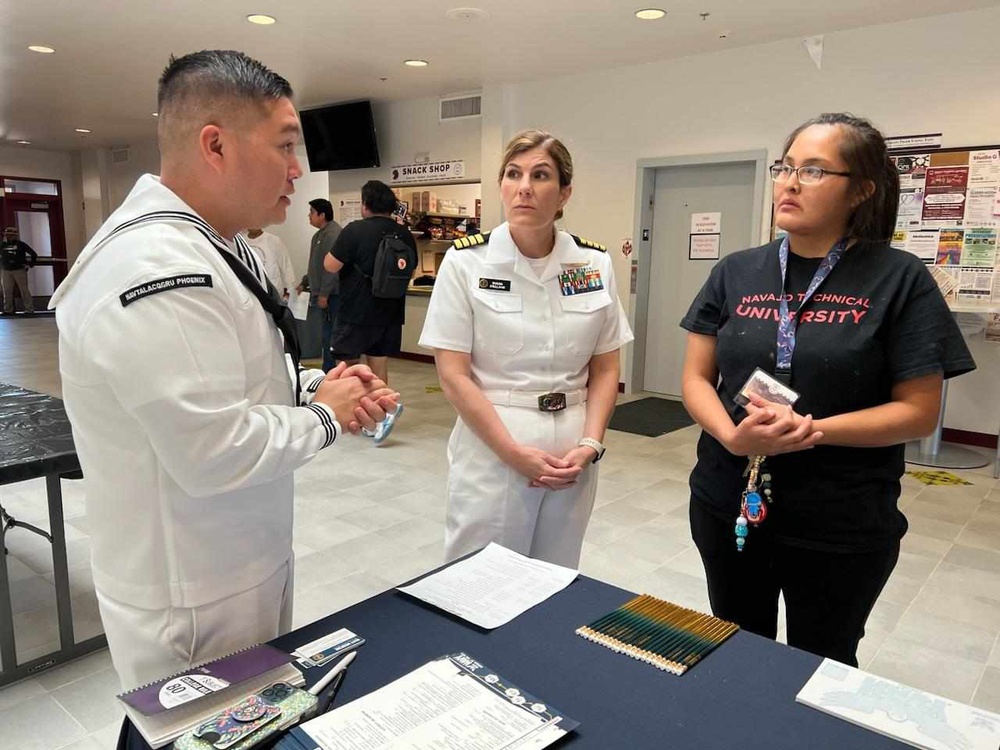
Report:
680,113,975,666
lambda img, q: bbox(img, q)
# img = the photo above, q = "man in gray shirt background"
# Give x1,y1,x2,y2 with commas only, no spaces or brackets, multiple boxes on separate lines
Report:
297,198,341,370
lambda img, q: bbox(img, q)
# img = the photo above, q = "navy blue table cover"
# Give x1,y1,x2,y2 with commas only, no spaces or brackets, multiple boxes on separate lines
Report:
267,574,907,750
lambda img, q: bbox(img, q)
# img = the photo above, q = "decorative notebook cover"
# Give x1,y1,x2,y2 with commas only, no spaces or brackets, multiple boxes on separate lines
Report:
117,643,295,717
576,594,738,675
797,658,1000,750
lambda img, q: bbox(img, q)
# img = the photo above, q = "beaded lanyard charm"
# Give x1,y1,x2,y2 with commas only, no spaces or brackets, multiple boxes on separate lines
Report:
735,456,773,552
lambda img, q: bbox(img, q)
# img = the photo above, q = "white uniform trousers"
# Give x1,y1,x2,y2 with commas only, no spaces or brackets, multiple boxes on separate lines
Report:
444,402,598,568
96,557,294,692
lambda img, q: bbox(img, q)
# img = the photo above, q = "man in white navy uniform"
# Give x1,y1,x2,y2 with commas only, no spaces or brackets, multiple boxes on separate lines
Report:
49,50,397,697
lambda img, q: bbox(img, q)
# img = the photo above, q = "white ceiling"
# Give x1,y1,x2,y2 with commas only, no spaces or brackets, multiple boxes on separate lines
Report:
1,0,995,151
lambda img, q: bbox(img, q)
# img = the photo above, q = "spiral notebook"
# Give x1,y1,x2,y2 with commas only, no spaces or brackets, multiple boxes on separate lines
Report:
117,643,304,749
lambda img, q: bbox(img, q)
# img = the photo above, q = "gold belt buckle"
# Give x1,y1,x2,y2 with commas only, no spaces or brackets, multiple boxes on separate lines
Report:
538,393,567,412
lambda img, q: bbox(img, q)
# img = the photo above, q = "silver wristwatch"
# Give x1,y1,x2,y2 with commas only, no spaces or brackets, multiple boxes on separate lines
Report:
577,437,606,463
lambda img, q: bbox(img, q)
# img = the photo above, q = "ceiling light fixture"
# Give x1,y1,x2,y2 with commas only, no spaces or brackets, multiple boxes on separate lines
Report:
445,8,489,22
404,59,429,67
75,128,92,134
247,14,276,25
28,45,56,54
16,140,31,145
635,8,666,20
152,112,159,117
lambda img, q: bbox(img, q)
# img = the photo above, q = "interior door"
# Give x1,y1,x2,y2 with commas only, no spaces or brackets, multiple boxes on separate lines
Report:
642,161,757,396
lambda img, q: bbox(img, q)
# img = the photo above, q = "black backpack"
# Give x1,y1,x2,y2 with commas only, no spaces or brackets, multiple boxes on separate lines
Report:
370,232,417,298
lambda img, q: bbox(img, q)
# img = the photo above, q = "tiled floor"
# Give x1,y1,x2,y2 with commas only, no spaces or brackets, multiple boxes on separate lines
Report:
1,315,999,748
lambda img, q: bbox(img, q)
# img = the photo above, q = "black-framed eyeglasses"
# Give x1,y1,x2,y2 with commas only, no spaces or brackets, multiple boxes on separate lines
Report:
769,164,851,184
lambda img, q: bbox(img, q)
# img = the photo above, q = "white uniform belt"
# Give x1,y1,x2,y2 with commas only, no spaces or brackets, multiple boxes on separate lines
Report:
484,388,588,409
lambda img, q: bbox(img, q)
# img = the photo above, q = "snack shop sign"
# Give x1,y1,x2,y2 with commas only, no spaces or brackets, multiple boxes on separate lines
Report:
389,160,465,185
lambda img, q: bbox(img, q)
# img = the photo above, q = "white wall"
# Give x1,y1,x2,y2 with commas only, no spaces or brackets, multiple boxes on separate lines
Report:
490,6,1000,436
107,140,160,220
0,145,85,264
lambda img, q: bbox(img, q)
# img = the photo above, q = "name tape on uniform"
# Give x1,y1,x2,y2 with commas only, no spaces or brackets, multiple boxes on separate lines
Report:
120,274,213,307
479,278,512,292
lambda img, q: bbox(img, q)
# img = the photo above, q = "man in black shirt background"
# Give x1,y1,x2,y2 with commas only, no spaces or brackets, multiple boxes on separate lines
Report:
0,226,38,315
324,180,416,384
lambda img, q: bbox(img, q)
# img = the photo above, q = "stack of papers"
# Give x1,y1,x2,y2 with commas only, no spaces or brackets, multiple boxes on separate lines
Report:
397,543,579,629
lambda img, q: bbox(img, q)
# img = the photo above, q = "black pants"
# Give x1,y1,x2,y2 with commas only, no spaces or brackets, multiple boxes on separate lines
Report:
690,500,899,667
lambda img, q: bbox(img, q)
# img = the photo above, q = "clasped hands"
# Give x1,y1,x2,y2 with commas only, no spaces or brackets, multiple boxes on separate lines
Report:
503,443,598,491
725,393,824,457
312,362,399,435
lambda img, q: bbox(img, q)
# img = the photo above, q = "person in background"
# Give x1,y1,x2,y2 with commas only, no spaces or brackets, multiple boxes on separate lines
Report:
297,198,341,370
0,226,38,315
680,112,975,666
50,49,398,714
323,180,417,385
244,227,297,300
419,130,633,567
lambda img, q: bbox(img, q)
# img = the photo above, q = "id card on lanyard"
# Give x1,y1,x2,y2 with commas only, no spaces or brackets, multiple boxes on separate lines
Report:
773,235,849,385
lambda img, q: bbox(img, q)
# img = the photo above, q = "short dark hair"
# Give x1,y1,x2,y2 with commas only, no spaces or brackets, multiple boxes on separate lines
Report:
309,199,333,221
157,50,292,114
361,181,397,214
781,113,899,243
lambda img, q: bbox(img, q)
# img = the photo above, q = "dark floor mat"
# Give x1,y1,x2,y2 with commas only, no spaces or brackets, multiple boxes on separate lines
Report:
608,396,695,437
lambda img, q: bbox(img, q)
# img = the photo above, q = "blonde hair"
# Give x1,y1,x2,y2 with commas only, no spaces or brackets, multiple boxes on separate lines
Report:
498,130,573,220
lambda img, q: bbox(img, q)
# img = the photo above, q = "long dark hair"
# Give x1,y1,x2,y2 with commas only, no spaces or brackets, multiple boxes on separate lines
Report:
781,113,899,243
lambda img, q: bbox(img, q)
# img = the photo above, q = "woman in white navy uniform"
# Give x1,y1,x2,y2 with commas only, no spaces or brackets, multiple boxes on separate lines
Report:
420,130,633,567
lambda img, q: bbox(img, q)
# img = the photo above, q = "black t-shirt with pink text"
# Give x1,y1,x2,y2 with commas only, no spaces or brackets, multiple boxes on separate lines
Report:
680,239,975,551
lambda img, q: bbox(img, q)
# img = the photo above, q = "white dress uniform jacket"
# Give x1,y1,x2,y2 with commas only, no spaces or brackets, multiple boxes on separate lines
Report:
419,222,633,566
50,175,339,616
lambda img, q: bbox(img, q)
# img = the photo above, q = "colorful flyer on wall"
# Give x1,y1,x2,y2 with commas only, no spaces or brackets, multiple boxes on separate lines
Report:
935,229,964,265
969,150,1000,187
894,154,929,189
964,187,1000,227
891,231,907,251
905,230,939,262
923,166,970,227
960,227,998,267
896,188,924,229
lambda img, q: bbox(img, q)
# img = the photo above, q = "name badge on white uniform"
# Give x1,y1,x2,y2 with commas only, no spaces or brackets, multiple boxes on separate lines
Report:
558,266,603,296
479,278,512,292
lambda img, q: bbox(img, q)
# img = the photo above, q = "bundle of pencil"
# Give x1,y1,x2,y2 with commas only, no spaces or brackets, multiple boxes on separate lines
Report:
576,594,738,675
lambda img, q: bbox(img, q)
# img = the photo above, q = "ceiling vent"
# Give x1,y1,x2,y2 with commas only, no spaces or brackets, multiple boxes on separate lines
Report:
440,94,481,122
111,147,130,164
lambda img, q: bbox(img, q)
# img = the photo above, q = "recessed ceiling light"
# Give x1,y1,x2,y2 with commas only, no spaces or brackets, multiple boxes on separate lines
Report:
445,8,489,21
28,45,55,54
404,59,429,67
635,8,666,20
75,128,92,134
152,112,159,117
16,140,31,145
247,14,276,25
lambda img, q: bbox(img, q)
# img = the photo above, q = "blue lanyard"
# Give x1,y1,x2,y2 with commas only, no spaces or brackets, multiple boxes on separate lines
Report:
775,236,848,374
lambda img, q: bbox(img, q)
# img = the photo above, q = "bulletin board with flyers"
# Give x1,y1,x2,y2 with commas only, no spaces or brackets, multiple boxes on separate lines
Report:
888,146,1000,342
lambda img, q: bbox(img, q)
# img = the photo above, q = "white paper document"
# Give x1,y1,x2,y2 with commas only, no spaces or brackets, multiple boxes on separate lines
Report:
398,543,578,629
797,658,1000,750
292,653,578,750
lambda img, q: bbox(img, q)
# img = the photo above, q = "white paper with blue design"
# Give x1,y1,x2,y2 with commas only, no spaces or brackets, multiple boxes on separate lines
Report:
286,653,578,749
796,658,1000,750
